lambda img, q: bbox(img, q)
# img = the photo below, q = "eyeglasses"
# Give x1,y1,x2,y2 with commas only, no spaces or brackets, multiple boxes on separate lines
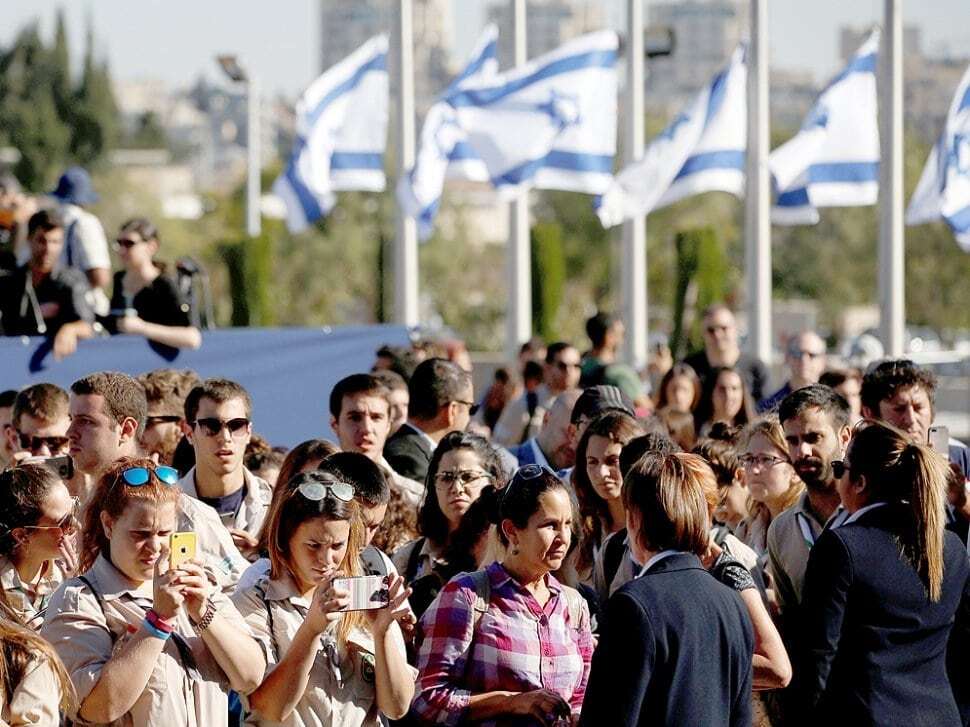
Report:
554,361,581,371
146,415,182,427
788,348,825,360
193,417,250,437
23,496,80,536
831,460,848,479
114,238,142,250
739,453,789,471
119,465,180,487
452,399,480,416
706,324,731,335
434,469,491,491
17,431,70,453
296,479,355,503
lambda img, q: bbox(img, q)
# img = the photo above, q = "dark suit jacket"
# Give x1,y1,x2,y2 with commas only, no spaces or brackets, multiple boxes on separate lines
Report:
801,503,970,726
383,422,433,483
580,552,754,727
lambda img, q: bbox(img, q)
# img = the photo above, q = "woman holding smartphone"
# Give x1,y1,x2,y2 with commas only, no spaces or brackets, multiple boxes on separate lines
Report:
233,467,415,726
42,457,264,726
0,463,78,628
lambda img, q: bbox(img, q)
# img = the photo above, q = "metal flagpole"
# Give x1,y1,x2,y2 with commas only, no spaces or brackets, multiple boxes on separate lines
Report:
394,0,420,327
879,0,905,356
745,0,771,365
622,0,647,370
506,0,532,360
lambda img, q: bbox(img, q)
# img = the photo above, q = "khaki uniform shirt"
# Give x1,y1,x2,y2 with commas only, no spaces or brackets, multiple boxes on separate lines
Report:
0,556,68,630
233,572,415,727
391,538,445,584
0,657,61,727
41,555,250,727
178,467,273,537
766,491,826,612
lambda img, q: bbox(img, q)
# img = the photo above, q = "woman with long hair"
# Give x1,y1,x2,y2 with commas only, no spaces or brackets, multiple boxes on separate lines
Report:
109,217,201,349
801,420,970,723
233,467,415,725
655,362,702,413
414,465,593,725
736,417,804,559
695,366,756,437
392,432,506,600
572,411,645,587
0,597,75,726
0,464,78,628
42,457,264,725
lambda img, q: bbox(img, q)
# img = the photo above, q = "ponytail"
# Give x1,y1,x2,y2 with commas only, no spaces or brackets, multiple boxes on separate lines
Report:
904,443,948,601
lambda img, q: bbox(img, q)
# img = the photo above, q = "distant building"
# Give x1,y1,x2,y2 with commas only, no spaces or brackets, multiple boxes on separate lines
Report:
771,69,817,133
486,0,605,69
646,0,747,112
319,0,455,112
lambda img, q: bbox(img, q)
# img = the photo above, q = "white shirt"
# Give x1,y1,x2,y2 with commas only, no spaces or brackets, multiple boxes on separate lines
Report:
636,549,681,578
841,501,890,526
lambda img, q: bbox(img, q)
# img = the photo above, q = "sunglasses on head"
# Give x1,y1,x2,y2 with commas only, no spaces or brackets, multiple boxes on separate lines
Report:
118,465,180,487
193,417,250,437
295,478,355,504
501,463,554,505
17,432,70,453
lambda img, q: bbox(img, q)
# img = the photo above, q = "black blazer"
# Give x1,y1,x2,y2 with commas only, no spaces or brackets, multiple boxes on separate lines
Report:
801,503,970,726
579,552,754,727
383,423,433,483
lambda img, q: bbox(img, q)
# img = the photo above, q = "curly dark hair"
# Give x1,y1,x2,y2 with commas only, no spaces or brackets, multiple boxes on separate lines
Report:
861,359,937,415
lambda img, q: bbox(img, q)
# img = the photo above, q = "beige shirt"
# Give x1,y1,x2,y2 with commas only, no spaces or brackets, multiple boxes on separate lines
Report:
766,492,826,612
377,457,425,509
0,556,69,630
233,571,415,727
391,538,445,584
178,467,273,537
178,495,250,593
491,385,555,447
0,656,62,727
41,555,251,727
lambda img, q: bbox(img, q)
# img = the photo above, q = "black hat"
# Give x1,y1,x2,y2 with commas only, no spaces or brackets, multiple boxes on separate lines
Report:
570,385,635,424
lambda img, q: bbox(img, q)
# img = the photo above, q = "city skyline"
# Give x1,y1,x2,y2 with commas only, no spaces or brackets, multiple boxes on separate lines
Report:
2,0,968,101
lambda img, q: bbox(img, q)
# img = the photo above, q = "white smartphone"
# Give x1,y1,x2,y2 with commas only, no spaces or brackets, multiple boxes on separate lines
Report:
332,575,389,611
929,425,950,453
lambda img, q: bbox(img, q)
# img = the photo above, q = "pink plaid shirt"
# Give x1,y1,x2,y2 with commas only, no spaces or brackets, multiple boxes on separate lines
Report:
413,561,594,726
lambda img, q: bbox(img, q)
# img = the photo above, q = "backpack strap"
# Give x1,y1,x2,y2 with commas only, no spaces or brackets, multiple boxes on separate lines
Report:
558,584,584,629
404,537,426,584
602,527,628,593
360,545,388,578
467,569,490,632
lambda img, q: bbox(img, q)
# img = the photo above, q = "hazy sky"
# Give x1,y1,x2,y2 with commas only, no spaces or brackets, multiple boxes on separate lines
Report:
2,1,968,99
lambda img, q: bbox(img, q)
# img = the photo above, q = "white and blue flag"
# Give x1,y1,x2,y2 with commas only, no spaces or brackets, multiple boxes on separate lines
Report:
906,63,970,251
449,30,618,199
598,44,746,227
273,35,389,233
397,26,498,239
770,30,880,225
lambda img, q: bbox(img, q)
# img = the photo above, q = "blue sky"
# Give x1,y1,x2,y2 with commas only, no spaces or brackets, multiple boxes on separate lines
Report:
2,1,968,98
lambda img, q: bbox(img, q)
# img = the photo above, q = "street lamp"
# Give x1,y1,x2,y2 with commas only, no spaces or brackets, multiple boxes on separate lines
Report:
216,54,261,238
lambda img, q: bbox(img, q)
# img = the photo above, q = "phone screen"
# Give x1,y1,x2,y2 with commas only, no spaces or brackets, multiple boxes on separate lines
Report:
332,575,389,611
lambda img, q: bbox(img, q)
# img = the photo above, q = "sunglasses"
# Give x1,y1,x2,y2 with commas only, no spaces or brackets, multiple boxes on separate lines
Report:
501,463,554,506
554,361,581,371
831,460,848,479
296,479,355,503
118,465,180,487
193,417,250,437
146,415,182,427
24,496,80,535
17,431,70,453
114,238,142,250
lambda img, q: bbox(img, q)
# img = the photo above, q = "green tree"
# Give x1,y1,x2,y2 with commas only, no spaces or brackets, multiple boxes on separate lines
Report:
530,221,566,340
670,227,728,358
70,22,118,166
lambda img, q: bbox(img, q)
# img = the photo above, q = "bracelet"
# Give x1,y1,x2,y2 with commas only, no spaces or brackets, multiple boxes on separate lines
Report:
145,609,174,634
143,618,172,641
192,599,217,633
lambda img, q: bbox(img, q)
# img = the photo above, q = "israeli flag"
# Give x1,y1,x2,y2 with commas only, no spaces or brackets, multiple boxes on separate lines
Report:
397,26,498,239
770,30,880,225
598,44,746,227
906,63,970,251
449,30,618,199
273,35,389,233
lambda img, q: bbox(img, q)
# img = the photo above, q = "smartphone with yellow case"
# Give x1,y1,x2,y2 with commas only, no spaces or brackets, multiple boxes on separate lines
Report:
169,532,197,570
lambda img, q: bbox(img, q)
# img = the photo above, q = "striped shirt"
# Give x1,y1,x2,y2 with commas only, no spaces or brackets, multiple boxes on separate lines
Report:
413,561,593,726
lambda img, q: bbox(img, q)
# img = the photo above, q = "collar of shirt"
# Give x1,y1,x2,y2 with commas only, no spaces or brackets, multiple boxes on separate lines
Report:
88,554,154,602
842,501,890,525
489,561,563,598
262,571,313,609
636,549,681,578
403,421,438,452
527,437,552,470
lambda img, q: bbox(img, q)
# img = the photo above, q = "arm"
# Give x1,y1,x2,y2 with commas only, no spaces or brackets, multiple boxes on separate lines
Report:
247,582,349,722
365,576,415,719
568,599,595,714
85,267,110,291
52,320,93,359
7,658,64,727
117,316,202,349
739,587,792,689
798,530,853,710
579,593,653,727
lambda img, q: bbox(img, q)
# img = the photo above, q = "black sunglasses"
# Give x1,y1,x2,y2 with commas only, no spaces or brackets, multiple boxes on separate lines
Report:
831,460,848,479
501,464,555,506
193,417,250,437
17,432,70,453
114,238,142,249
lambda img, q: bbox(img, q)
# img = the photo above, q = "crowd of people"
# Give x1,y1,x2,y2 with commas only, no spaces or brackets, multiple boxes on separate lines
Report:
2,281,970,724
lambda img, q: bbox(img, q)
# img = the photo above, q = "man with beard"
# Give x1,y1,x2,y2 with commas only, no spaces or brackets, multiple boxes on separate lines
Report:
769,385,851,616
136,368,200,466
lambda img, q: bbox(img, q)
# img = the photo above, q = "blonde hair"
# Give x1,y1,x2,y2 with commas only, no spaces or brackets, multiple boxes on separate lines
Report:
739,416,804,520
0,601,75,714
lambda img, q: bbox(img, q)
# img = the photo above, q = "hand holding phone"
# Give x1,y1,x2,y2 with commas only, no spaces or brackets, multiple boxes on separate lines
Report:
169,532,197,570
332,575,390,611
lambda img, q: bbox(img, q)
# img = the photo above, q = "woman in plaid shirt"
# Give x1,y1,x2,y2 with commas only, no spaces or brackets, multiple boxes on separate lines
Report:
413,465,593,726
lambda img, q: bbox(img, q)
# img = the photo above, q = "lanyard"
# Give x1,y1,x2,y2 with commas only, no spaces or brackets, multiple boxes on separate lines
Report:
796,512,817,549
